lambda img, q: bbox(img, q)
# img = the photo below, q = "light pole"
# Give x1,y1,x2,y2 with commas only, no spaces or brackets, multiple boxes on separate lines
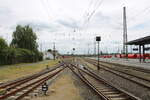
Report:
96,36,101,70
73,48,75,55
73,48,75,61
53,42,56,60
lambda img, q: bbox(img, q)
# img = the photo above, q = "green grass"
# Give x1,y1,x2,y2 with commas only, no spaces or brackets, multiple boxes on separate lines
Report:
0,60,59,82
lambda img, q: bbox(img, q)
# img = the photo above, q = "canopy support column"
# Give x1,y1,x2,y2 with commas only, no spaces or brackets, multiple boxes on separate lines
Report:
142,45,145,62
139,45,141,63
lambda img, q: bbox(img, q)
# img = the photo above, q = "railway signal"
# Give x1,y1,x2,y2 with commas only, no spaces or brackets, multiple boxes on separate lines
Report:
96,36,101,70
42,82,48,95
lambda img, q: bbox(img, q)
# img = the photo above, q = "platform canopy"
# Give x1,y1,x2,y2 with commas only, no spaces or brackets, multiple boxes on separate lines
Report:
126,35,150,45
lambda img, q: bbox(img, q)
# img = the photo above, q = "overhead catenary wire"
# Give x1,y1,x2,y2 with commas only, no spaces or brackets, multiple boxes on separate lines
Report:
40,0,59,42
81,0,103,29
87,0,103,22
107,5,150,32
78,0,104,37
40,0,104,54
73,0,103,54
39,0,52,20
127,6,150,23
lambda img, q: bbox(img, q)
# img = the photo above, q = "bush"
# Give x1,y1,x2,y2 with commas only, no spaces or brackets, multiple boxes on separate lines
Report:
0,36,43,65
0,47,43,65
0,48,17,64
16,48,34,63
0,37,8,65
46,57,50,60
38,52,43,61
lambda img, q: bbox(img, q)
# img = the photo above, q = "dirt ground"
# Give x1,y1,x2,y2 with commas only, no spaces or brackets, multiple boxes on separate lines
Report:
31,70,84,100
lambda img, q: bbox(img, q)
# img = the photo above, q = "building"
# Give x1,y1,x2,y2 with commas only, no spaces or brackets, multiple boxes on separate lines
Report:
43,51,54,60
43,50,59,60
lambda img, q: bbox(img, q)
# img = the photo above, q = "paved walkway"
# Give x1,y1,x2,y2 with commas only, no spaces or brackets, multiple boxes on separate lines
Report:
91,57,150,70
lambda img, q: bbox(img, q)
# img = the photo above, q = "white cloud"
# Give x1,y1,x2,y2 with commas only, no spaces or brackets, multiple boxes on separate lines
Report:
0,0,150,54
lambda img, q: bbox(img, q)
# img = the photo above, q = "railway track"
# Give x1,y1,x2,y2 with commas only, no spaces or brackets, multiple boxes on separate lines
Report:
98,60,150,74
0,63,65,100
68,63,139,100
84,58,150,89
0,63,64,89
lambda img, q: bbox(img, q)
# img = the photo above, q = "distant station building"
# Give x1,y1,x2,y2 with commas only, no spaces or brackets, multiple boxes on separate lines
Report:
126,35,150,62
43,51,53,60
43,49,59,60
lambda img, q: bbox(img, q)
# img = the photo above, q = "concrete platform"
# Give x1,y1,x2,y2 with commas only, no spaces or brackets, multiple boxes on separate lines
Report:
91,57,150,70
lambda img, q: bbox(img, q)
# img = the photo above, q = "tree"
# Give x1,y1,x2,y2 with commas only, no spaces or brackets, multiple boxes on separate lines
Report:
0,37,8,52
47,49,52,52
11,25,38,51
0,38,8,65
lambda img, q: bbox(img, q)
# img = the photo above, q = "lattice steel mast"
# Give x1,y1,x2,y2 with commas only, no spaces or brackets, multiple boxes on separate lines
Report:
123,6,128,57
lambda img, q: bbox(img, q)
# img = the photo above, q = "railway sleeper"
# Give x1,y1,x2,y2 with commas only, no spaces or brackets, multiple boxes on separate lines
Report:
102,91,121,95
21,96,30,100
96,88,115,91
106,93,125,98
6,95,18,100
111,97,128,100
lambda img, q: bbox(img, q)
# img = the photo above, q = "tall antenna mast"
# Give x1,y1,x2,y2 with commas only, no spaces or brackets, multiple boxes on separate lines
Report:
123,6,128,57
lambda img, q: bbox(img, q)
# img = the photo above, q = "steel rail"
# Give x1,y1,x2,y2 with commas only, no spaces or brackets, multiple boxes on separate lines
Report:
16,68,64,100
67,65,109,100
0,64,65,100
69,63,139,100
85,59,150,89
0,63,64,89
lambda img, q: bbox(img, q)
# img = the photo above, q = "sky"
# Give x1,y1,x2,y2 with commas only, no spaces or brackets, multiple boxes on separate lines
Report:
0,0,150,54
